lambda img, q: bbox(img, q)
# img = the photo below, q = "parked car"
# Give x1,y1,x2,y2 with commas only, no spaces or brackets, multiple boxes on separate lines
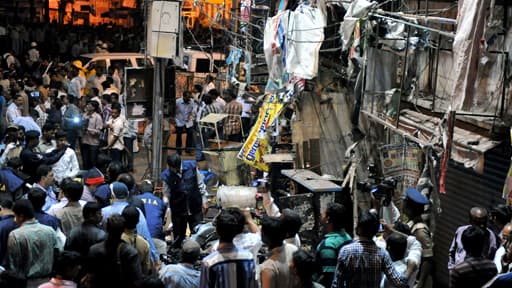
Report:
81,52,153,73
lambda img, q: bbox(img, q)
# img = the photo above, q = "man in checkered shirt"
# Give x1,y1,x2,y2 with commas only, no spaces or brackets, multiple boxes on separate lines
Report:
222,88,243,142
331,210,409,288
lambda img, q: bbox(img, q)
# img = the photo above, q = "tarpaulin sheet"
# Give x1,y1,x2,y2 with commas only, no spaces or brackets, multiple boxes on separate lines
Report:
449,0,489,111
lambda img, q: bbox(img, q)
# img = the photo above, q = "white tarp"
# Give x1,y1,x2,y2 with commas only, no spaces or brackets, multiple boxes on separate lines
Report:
285,4,326,79
449,0,490,110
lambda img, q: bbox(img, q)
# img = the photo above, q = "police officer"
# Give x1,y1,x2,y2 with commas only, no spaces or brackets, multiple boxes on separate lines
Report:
404,187,433,288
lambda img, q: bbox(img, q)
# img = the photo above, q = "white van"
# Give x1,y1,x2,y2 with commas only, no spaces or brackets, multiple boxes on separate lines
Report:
81,52,153,72
182,49,225,77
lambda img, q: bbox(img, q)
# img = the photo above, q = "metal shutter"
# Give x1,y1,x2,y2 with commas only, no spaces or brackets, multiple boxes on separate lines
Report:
433,144,510,287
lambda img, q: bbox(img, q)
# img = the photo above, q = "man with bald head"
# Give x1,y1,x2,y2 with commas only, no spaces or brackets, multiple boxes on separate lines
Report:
494,222,512,273
448,207,498,270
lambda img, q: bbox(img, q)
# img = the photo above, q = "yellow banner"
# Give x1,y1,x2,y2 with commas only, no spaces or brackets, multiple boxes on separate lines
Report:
238,94,283,172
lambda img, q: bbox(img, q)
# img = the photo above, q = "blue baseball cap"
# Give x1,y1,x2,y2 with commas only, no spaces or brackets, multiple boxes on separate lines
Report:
406,187,429,205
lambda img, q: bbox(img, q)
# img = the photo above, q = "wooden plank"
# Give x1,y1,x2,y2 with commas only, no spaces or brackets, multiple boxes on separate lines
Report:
262,153,295,163
281,169,341,192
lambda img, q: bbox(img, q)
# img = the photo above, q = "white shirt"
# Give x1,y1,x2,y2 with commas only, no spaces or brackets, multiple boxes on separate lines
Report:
381,259,417,288
494,246,507,273
6,102,21,123
47,197,87,217
107,116,126,150
28,48,39,63
50,147,80,184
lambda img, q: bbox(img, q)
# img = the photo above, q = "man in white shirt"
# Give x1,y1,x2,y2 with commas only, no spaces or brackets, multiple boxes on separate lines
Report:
50,130,80,185
102,103,125,162
6,94,23,124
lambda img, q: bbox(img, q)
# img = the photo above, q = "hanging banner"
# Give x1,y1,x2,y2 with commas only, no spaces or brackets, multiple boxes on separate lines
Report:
238,94,283,171
503,128,512,204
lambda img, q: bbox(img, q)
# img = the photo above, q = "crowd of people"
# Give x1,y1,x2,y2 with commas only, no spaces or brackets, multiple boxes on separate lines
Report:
1,20,512,288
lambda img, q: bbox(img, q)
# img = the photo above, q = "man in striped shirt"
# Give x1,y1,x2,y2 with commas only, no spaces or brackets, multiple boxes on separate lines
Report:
200,208,257,288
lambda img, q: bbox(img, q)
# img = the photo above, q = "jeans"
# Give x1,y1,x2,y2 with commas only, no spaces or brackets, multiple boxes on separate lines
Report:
175,126,194,154
81,143,99,170
171,212,203,248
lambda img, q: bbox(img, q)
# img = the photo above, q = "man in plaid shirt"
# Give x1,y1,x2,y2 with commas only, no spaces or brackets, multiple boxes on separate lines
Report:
332,210,408,288
222,89,242,142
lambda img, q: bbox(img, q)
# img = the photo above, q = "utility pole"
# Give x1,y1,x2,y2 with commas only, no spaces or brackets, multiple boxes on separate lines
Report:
148,0,180,183
151,58,167,183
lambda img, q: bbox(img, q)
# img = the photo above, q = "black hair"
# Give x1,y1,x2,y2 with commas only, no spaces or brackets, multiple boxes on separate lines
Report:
107,161,124,183
111,103,122,112
36,164,52,182
491,204,512,226
357,210,379,238
28,188,46,212
83,202,102,219
167,154,181,168
193,84,202,93
462,225,487,256
122,205,140,230
393,221,412,235
102,93,112,103
292,250,318,286
203,94,213,105
63,180,83,202
208,89,219,98
326,203,347,230
24,130,40,142
12,199,35,219
87,100,100,112
261,216,286,248
55,130,67,139
386,232,408,261
0,198,14,210
117,173,136,193
223,88,235,100
12,93,22,101
215,208,245,243
281,208,302,238
54,251,81,278
42,122,55,132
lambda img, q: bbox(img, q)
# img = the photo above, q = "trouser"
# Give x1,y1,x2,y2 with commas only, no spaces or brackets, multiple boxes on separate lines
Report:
175,126,194,154
110,148,123,163
123,136,134,171
171,212,203,248
81,143,99,170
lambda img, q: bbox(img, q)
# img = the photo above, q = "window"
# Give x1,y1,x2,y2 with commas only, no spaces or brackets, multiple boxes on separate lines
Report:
196,58,211,73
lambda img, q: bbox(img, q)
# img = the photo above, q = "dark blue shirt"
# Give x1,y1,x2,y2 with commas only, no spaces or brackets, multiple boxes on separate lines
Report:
488,272,512,288
35,211,61,231
136,192,166,240
0,215,18,265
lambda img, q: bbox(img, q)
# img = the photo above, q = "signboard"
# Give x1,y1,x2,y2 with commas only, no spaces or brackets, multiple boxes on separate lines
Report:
124,67,154,118
149,1,180,59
